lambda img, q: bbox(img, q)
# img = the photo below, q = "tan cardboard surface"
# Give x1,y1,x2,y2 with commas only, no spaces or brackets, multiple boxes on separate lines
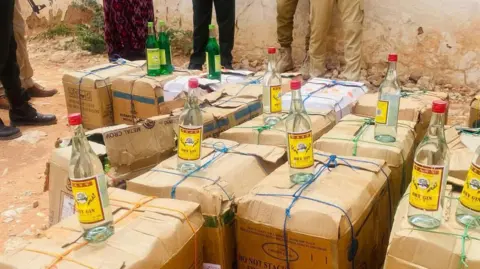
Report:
0,189,204,269
62,61,145,129
445,126,480,184
314,114,416,210
384,193,480,269
236,151,392,269
469,95,480,128
219,110,335,147
353,91,449,145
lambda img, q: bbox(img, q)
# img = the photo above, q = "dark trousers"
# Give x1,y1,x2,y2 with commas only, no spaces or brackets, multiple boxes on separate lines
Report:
189,0,235,66
0,0,28,108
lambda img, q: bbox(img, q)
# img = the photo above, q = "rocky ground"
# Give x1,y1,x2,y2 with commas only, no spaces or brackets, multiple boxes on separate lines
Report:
0,36,476,255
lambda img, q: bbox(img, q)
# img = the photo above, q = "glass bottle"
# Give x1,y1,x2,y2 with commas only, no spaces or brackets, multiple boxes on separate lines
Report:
263,47,283,125
456,145,480,227
285,80,314,184
157,20,174,74
374,53,401,142
177,78,204,173
206,24,221,80
145,22,161,76
68,113,114,242
408,100,450,229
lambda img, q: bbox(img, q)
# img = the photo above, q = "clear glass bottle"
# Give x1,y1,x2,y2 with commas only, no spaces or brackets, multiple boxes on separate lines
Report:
206,24,221,80
374,53,401,142
68,113,114,242
145,22,161,76
285,80,314,184
456,145,480,227
263,47,283,125
408,100,450,229
177,78,204,173
157,20,174,75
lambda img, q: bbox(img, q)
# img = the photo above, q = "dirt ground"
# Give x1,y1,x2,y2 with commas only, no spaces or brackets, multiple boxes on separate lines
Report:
0,37,473,254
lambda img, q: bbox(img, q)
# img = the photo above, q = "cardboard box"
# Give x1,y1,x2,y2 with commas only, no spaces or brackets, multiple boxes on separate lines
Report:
314,114,416,210
445,126,480,183
384,192,480,269
0,189,204,269
282,78,369,122
236,151,392,269
469,95,480,128
353,90,449,145
62,60,145,129
219,110,336,147
127,138,286,269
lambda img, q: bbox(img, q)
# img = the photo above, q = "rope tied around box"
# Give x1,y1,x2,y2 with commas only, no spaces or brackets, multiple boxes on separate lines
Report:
23,195,199,269
255,153,390,269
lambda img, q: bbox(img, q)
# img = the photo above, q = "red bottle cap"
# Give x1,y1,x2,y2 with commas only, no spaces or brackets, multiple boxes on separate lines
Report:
388,54,398,62
267,47,276,54
290,80,301,90
432,100,448,113
188,78,199,88
68,113,82,126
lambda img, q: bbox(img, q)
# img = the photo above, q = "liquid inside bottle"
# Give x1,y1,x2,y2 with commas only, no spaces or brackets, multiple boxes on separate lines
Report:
206,24,221,80
374,53,401,143
68,113,114,242
408,100,450,229
146,21,161,76
177,78,204,173
157,20,174,75
285,80,314,184
456,145,480,227
263,47,283,126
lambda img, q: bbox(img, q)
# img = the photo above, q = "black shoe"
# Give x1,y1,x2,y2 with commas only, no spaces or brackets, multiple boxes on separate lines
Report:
188,63,203,71
9,103,57,126
0,119,21,140
223,64,234,70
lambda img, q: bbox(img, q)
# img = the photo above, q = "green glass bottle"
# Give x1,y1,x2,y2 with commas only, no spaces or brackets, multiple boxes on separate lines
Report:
157,20,174,74
145,22,161,76
206,24,221,80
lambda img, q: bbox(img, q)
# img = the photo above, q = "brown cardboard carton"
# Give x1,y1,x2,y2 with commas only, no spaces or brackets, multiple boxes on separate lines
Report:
219,110,335,147
0,188,204,269
62,61,145,129
236,151,392,269
353,91,449,145
445,126,480,183
314,114,416,210
384,193,480,269
127,138,286,269
469,95,480,128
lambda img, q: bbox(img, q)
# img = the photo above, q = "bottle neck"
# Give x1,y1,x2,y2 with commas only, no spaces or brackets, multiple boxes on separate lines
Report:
427,111,446,140
209,28,216,39
290,89,305,113
158,24,166,34
71,124,89,152
385,61,397,81
187,87,200,106
267,54,276,72
147,25,154,36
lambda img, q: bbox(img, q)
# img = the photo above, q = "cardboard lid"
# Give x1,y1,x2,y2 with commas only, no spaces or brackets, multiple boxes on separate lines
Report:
237,150,391,239
49,142,106,171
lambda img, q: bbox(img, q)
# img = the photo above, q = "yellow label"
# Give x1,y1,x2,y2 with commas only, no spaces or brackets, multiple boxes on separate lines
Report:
71,176,106,224
160,49,167,65
215,55,221,72
375,100,389,125
409,162,445,211
287,131,314,169
178,125,202,161
269,85,282,113
460,163,480,212
146,48,161,69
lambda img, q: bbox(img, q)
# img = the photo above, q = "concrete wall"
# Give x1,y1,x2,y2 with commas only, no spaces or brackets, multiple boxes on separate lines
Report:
19,0,480,88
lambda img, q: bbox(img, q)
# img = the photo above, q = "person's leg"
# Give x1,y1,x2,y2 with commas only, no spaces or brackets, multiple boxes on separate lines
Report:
214,0,235,68
338,0,364,81
308,0,335,78
300,0,311,77
189,0,213,69
276,0,299,72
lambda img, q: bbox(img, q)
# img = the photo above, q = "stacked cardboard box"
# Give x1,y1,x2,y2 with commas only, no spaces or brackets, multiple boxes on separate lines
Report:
0,189,204,269
469,95,480,128
236,151,392,269
127,138,286,269
314,114,416,210
445,126,480,183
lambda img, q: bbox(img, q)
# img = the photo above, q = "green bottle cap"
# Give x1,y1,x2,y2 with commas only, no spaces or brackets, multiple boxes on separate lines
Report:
158,20,165,26
148,22,153,27
209,24,215,30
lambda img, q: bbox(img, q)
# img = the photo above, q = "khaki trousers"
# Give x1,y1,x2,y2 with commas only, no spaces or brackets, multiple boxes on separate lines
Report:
276,0,310,51
309,0,364,80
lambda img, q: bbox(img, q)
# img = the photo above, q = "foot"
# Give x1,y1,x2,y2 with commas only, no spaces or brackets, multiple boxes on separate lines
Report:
223,64,234,70
0,119,21,140
277,47,294,73
188,63,203,71
0,96,9,110
26,83,58,98
9,103,57,126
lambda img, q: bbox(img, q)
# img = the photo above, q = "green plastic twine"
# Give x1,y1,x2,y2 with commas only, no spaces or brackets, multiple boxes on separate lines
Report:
234,124,286,144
